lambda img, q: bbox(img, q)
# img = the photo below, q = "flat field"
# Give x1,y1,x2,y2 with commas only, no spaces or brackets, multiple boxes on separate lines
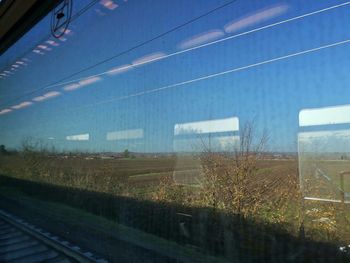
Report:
0,154,299,188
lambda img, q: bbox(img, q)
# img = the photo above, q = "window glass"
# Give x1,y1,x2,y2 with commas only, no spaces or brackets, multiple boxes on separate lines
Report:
1,1,350,262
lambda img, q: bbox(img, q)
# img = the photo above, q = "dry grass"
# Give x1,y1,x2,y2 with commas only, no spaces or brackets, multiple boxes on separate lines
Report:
1,134,349,247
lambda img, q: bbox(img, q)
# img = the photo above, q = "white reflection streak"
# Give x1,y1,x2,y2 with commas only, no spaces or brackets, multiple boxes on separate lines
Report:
33,49,44,55
33,91,61,102
34,2,350,91
3,2,350,102
46,40,59,46
11,101,33,110
32,96,45,102
60,28,73,35
107,52,166,75
66,133,89,141
88,39,350,107
178,30,225,49
299,104,350,127
79,76,101,86
45,2,350,91
224,4,288,33
304,197,349,204
44,91,61,98
107,64,133,75
132,52,166,66
174,117,239,135
38,45,52,51
0,109,12,115
63,83,81,91
63,77,101,92
100,0,118,10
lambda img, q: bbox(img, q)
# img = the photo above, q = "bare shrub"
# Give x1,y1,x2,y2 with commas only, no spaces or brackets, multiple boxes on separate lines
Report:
152,176,193,205
305,203,338,241
198,122,269,216
20,137,53,180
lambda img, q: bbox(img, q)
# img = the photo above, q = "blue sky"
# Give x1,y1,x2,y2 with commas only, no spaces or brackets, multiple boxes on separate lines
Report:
1,0,350,153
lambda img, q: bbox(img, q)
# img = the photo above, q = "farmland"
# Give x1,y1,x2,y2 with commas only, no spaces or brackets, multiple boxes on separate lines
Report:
0,153,299,198
1,151,350,261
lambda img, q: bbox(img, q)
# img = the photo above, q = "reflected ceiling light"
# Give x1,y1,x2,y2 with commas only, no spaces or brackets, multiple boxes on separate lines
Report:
107,64,132,75
33,49,44,55
178,30,224,50
224,4,288,33
63,83,81,91
11,101,33,110
38,45,52,51
44,91,61,98
59,28,73,35
32,96,46,102
132,52,166,66
63,77,101,92
66,133,90,141
33,91,61,102
79,76,101,86
0,109,12,115
299,104,350,127
100,0,118,10
174,117,239,135
46,40,59,46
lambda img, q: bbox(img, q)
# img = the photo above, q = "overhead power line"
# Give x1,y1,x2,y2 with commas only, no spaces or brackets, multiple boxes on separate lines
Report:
0,0,238,107
0,0,100,84
58,38,350,113
2,36,349,123
36,1,350,91
1,1,350,111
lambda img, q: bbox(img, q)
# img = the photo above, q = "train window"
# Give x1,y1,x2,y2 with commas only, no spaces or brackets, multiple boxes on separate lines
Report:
1,0,350,262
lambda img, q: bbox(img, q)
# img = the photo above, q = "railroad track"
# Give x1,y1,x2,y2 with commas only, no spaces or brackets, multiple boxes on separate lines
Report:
0,209,108,263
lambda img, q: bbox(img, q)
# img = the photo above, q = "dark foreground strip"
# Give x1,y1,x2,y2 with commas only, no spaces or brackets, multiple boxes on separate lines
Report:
0,209,108,263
